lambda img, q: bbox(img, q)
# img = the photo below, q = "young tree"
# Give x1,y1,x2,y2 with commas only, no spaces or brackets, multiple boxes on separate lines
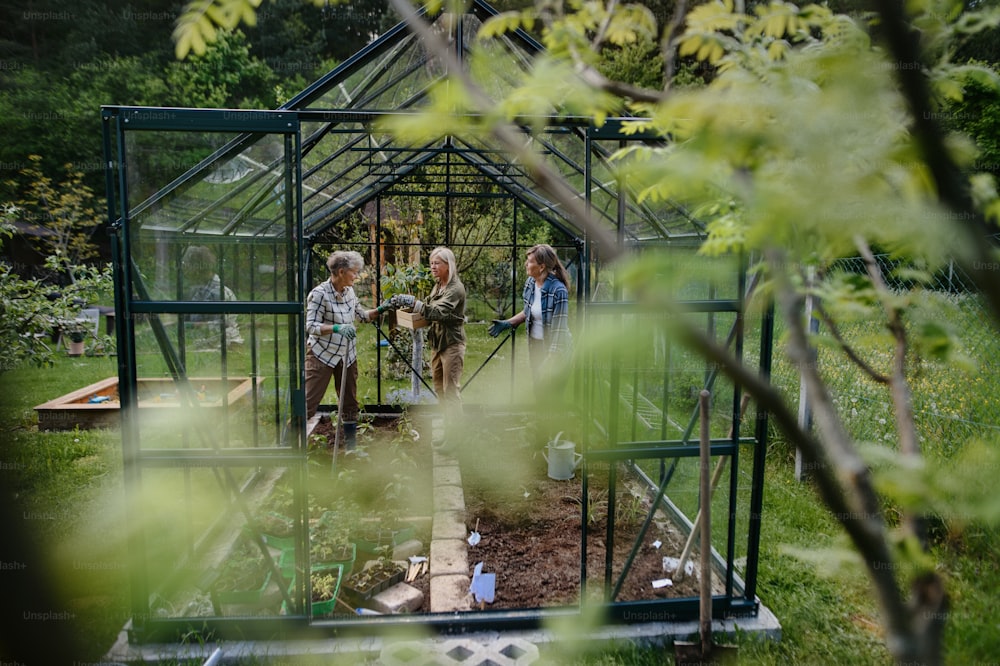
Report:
0,205,111,371
164,29,278,108
374,0,1000,663
170,0,999,661
8,155,102,282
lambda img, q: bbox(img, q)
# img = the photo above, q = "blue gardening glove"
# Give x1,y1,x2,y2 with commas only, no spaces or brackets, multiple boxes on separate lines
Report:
332,323,356,339
390,294,416,310
489,319,512,338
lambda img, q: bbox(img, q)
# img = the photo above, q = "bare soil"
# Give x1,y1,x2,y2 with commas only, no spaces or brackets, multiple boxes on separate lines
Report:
461,454,703,608
445,412,704,609
312,412,704,612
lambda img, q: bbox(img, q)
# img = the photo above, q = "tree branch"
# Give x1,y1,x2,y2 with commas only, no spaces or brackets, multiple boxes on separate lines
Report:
661,0,689,91
812,300,890,385
855,236,929,550
590,0,618,51
854,236,922,459
574,65,667,104
872,0,1000,323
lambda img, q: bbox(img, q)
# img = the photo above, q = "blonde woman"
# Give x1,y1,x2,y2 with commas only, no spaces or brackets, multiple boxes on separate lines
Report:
396,247,467,447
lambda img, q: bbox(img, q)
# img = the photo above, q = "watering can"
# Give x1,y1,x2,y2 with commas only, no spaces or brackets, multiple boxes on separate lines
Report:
543,432,582,480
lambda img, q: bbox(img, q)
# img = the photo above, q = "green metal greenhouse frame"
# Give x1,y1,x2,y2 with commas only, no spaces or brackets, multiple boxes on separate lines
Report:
101,0,773,645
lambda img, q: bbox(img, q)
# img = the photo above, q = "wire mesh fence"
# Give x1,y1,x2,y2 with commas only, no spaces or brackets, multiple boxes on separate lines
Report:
771,254,1000,461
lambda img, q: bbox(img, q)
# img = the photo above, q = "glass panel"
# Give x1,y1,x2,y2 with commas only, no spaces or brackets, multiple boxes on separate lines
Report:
592,137,709,242
303,34,429,111
130,239,296,304
582,304,747,602
468,29,537,100
126,131,290,236
138,465,299,619
595,247,743,304
130,313,300,450
583,311,734,443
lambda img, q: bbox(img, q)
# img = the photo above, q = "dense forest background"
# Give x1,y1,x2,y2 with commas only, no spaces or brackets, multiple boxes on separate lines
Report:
1,0,997,273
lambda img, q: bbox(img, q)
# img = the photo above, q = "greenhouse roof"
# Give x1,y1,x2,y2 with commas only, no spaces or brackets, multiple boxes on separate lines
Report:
119,0,704,245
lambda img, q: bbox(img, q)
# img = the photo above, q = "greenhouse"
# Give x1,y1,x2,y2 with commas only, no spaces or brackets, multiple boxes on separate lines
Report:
101,0,775,649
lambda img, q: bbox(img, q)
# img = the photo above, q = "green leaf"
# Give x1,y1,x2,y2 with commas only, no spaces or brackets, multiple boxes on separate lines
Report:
913,319,956,361
479,11,527,39
684,0,742,34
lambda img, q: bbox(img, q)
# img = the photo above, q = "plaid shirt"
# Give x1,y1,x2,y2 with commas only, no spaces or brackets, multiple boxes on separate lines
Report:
306,280,372,369
521,273,572,355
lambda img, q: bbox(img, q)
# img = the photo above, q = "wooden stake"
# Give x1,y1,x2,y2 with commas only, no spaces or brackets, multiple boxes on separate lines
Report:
675,393,750,580
698,390,713,656
336,596,356,615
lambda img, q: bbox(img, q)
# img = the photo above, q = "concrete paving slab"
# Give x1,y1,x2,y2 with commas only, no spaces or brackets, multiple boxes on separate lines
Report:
433,464,462,488
381,635,540,665
432,449,458,465
368,582,424,614
433,484,465,512
431,510,467,540
430,573,472,613
430,538,468,576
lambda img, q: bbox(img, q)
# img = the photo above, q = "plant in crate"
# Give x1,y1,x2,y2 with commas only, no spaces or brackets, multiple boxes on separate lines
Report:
281,563,344,618
312,569,340,604
255,483,296,550
310,513,357,576
211,537,273,608
343,551,406,605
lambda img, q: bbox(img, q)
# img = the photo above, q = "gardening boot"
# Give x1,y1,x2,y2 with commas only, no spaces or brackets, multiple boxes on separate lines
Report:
343,421,357,452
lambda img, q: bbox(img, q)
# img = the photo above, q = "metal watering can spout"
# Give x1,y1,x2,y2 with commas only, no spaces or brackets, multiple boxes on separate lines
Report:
542,431,582,480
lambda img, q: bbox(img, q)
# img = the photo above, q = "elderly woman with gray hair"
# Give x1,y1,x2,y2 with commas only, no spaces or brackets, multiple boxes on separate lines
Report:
305,250,408,451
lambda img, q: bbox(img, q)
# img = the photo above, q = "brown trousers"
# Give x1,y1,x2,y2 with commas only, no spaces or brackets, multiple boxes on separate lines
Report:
304,349,359,421
431,342,465,409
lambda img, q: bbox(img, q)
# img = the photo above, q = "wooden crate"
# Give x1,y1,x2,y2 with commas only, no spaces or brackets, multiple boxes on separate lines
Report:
396,309,427,330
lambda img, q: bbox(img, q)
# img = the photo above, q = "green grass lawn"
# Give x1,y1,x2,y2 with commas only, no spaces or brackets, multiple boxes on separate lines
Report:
2,302,999,663
0,353,127,661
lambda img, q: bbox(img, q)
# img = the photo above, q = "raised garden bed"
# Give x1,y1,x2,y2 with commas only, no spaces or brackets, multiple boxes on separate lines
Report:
464,473,704,607
34,375,263,430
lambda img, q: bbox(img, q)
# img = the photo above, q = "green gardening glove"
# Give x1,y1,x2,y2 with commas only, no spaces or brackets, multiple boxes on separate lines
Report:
332,323,357,340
